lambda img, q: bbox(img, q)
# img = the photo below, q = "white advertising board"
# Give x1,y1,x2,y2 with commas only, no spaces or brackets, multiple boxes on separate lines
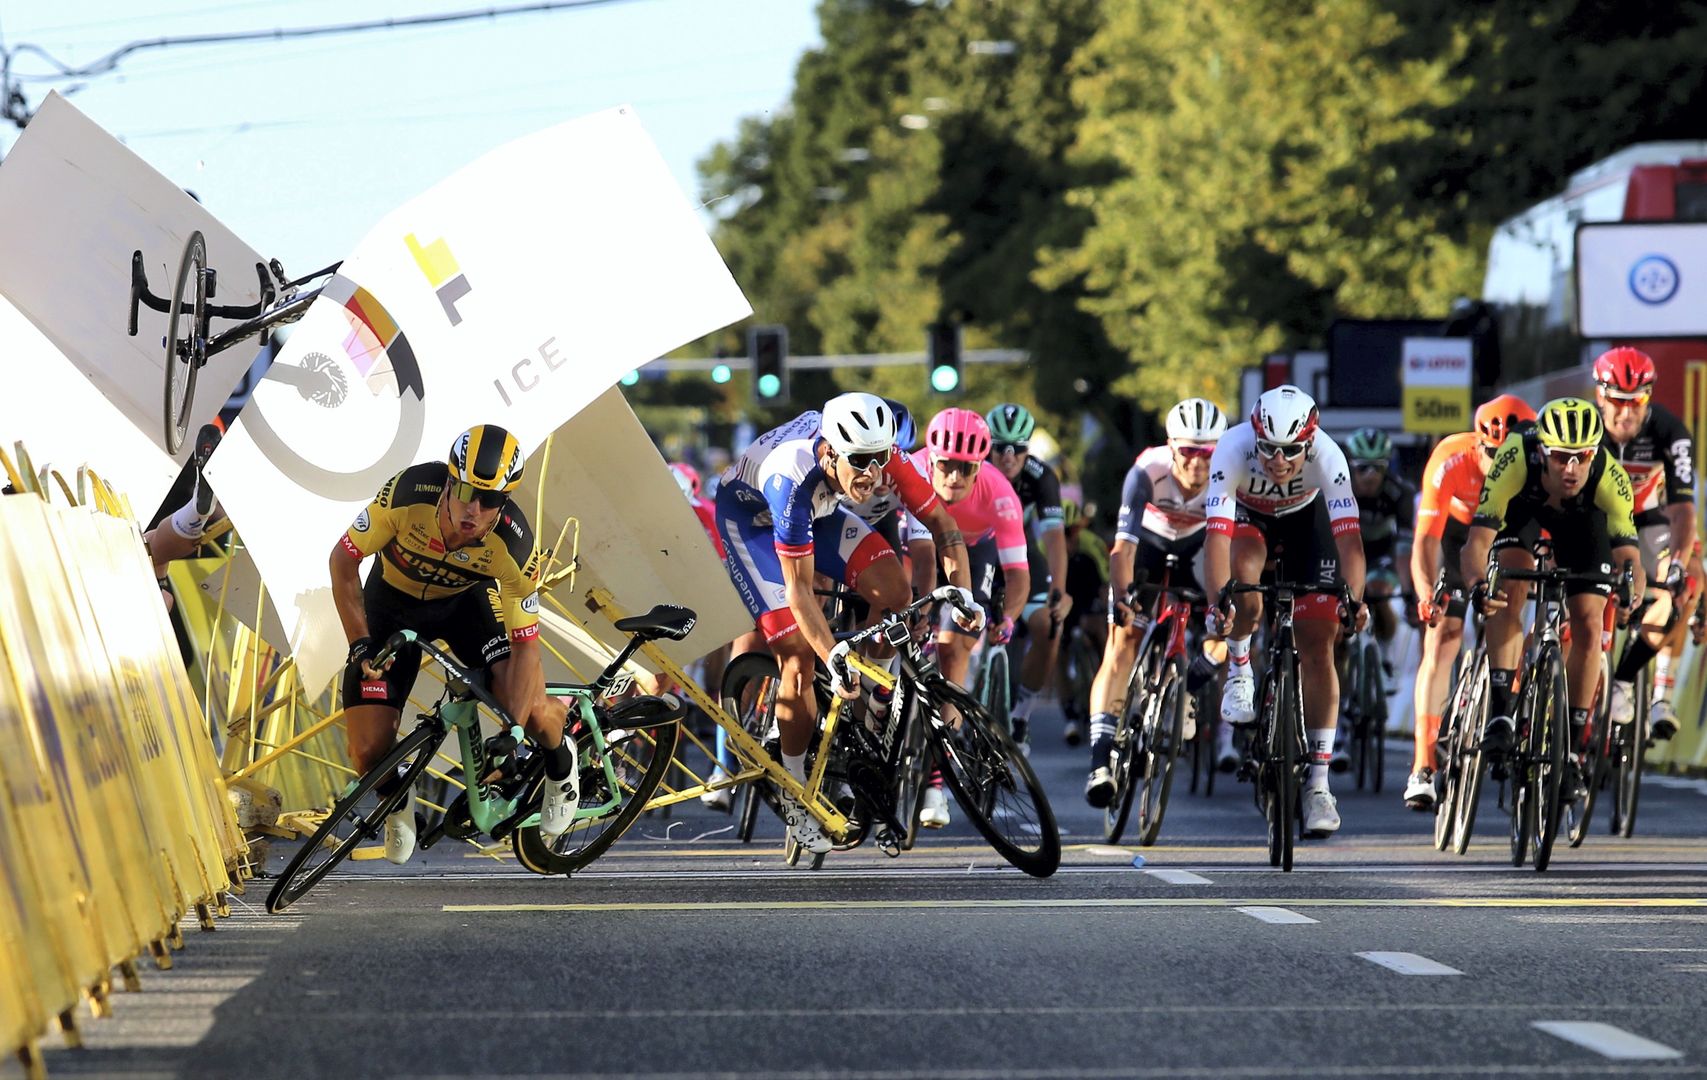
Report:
205,105,750,691
1576,222,1707,338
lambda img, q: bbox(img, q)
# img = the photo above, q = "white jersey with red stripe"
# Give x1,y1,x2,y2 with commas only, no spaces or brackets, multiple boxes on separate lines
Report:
1203,423,1361,536
1117,445,1209,545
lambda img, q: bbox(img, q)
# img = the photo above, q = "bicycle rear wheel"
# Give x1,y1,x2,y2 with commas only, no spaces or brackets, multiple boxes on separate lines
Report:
1367,641,1387,795
720,652,779,844
513,699,683,875
1135,657,1187,847
266,720,441,913
1567,668,1608,848
896,702,931,851
930,683,1060,877
1612,666,1647,838
1530,643,1569,871
163,230,209,455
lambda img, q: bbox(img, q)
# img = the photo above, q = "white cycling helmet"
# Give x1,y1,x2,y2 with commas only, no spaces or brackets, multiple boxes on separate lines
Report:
821,392,898,455
1250,385,1319,446
1165,398,1227,442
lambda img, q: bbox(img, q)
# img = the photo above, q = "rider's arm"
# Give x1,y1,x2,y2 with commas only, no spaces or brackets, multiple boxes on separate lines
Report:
1034,465,1068,606
330,477,404,643
1002,566,1031,623
891,452,971,591
1597,455,1644,607
1460,524,1497,593
991,471,1034,623
1660,412,1697,555
1201,439,1241,606
1411,532,1441,606
1318,437,1366,601
1412,442,1454,603
1110,462,1153,610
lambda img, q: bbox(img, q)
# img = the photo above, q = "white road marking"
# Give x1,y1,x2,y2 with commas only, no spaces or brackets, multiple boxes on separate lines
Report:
1356,951,1463,975
1146,869,1212,885
1235,906,1317,924
1533,1021,1683,1060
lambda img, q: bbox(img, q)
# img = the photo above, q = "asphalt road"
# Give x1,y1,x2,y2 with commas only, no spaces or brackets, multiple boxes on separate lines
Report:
20,704,1707,1079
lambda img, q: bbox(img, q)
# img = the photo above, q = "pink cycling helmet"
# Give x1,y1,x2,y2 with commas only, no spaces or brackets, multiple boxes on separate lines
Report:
926,408,992,463
668,461,702,498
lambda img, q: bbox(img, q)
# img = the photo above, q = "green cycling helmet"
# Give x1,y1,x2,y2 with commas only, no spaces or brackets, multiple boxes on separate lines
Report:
1345,426,1391,464
986,403,1036,445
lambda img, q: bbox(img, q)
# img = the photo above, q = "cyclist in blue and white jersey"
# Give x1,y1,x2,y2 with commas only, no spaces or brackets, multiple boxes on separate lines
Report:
716,393,981,853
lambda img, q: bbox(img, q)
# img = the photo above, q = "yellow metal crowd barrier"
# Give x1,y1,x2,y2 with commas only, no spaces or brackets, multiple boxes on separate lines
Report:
0,447,246,1079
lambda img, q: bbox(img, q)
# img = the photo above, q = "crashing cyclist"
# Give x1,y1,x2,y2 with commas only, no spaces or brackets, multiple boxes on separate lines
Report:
985,404,1073,747
331,424,573,864
1593,347,1701,743
715,393,981,853
1460,398,1642,789
1085,398,1225,806
1203,385,1367,837
1404,395,1534,810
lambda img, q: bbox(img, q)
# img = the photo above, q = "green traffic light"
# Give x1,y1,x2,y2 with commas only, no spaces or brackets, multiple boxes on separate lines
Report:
620,370,641,386
930,364,960,393
757,373,783,398
712,363,732,384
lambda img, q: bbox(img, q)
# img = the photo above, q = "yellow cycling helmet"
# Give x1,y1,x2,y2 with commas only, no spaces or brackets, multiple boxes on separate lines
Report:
1534,397,1603,450
448,424,525,504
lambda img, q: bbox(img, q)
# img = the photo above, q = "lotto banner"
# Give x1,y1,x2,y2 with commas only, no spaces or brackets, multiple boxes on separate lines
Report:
1401,337,1474,435
206,105,750,691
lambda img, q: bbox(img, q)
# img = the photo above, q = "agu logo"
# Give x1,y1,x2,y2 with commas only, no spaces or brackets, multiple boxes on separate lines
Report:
406,233,474,325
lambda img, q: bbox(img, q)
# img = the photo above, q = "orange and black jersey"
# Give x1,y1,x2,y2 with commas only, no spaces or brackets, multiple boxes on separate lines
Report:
1473,432,1637,547
340,462,543,641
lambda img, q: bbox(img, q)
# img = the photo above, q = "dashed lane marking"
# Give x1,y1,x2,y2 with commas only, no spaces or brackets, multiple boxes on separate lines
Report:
1235,906,1318,925
1356,951,1464,975
1145,869,1213,885
442,896,1707,913
1532,1021,1683,1061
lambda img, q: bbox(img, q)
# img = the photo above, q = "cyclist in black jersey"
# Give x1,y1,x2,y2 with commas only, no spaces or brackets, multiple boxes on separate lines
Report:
1345,427,1418,641
1594,347,1702,741
986,404,1072,747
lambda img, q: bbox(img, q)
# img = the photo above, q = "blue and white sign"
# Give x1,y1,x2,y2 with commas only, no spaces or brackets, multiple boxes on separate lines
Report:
1577,222,1707,337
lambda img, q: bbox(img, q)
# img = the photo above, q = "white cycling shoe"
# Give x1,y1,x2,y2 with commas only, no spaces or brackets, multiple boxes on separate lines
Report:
1220,671,1256,726
1301,787,1341,837
701,767,734,812
779,791,833,854
920,786,951,829
383,786,417,865
1609,679,1635,725
539,735,582,840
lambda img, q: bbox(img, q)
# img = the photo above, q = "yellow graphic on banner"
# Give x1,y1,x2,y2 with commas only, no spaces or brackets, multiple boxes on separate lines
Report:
1403,386,1473,434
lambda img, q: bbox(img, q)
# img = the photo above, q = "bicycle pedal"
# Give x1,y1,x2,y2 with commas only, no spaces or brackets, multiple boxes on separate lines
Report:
1235,761,1257,783
874,827,902,858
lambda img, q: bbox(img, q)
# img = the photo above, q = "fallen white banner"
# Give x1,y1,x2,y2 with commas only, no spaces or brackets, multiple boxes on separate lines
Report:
206,105,750,691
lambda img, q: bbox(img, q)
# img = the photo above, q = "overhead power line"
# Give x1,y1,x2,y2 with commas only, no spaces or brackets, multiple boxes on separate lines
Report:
0,0,648,128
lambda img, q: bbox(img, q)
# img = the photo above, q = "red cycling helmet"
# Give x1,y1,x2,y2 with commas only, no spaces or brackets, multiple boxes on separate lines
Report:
668,461,702,498
926,408,992,462
1474,394,1537,448
1593,347,1656,397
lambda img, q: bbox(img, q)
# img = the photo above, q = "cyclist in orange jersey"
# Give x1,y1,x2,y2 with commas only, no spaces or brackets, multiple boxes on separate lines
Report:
1404,395,1535,811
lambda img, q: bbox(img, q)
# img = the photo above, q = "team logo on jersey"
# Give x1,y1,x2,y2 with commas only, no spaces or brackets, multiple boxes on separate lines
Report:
353,509,370,532
453,550,471,563
521,592,540,615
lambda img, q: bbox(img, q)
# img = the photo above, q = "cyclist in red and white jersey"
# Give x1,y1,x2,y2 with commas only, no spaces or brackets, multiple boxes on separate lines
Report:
1203,385,1367,837
1595,347,1702,741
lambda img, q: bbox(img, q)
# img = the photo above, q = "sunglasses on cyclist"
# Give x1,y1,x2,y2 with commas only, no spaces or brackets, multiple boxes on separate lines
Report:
1543,446,1596,467
1173,444,1215,460
838,448,891,472
1352,461,1386,475
1255,440,1307,461
933,458,979,478
450,482,508,510
993,442,1029,457
1598,389,1651,409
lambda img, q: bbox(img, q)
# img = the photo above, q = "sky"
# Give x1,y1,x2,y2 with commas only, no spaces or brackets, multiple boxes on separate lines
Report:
0,0,822,275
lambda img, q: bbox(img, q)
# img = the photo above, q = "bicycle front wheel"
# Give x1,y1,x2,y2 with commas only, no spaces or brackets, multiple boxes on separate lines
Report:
163,230,208,455
1530,643,1569,871
1135,657,1187,847
266,720,441,914
1450,652,1490,855
720,652,779,844
1613,666,1648,838
979,645,1013,739
1104,648,1149,843
930,683,1060,878
512,702,682,876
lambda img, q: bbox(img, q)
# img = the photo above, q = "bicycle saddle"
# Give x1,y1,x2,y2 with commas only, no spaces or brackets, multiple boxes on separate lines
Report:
614,604,698,641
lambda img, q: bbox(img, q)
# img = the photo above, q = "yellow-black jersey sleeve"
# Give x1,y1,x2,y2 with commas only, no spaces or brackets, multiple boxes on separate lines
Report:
1595,454,1639,547
1471,432,1528,532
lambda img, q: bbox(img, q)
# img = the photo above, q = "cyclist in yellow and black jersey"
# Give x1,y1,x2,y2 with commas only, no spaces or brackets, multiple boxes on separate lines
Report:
1459,398,1642,763
330,424,575,865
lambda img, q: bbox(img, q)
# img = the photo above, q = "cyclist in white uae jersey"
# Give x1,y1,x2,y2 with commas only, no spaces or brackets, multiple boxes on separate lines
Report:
1202,385,1367,837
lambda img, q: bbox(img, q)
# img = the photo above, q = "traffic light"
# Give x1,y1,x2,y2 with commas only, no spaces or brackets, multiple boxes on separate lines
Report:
749,325,789,403
928,322,962,393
